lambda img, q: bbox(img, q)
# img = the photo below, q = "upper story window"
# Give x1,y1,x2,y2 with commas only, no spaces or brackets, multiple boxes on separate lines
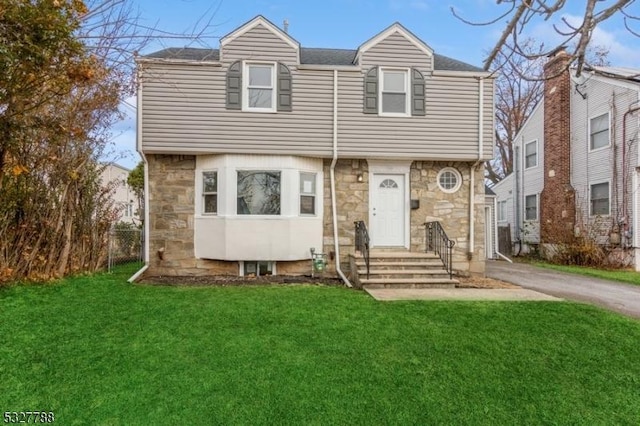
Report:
364,67,425,116
380,69,409,116
245,63,276,111
226,61,292,112
590,112,609,151
237,171,281,215
525,140,538,169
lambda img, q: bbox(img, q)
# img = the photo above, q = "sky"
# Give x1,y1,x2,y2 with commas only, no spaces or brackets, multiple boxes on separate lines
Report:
108,0,640,169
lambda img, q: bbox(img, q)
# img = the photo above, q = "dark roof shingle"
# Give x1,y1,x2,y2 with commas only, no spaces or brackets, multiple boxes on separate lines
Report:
144,47,483,72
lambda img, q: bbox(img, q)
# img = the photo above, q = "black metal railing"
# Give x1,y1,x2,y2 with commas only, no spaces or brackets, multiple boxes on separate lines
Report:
425,221,455,279
354,221,370,279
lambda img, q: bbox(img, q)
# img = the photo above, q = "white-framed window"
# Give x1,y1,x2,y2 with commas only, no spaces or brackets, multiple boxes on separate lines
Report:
437,167,462,193
590,181,610,216
202,171,218,214
590,112,610,151
300,172,316,215
241,261,275,276
525,140,538,169
380,68,410,116
497,200,507,222
243,62,276,112
525,194,538,221
237,170,281,215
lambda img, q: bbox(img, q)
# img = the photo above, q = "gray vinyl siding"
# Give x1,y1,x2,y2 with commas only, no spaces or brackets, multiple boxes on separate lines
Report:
221,24,298,66
570,76,640,241
141,62,493,160
141,63,334,156
360,32,432,70
337,72,493,160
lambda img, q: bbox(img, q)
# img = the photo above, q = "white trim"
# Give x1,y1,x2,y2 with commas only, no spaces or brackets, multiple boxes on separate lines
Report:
356,23,433,63
433,70,492,78
437,167,462,193
297,64,361,72
242,61,277,113
220,16,300,51
524,139,539,169
588,180,611,217
588,111,611,152
379,68,411,117
240,260,277,277
136,58,222,66
576,70,640,93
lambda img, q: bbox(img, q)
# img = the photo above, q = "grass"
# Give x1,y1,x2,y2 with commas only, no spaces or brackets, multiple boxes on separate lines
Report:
531,261,640,286
2,266,640,424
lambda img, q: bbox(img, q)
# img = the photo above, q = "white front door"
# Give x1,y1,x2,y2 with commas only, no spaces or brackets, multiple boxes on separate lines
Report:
372,174,405,246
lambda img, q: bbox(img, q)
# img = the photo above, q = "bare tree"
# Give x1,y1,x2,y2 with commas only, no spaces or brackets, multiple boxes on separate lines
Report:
453,0,638,78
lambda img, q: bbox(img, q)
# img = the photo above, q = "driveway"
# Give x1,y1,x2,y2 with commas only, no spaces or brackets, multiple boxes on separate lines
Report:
487,261,640,319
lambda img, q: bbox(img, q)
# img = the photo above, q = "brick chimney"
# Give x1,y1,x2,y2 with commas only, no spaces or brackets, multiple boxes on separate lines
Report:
539,47,575,243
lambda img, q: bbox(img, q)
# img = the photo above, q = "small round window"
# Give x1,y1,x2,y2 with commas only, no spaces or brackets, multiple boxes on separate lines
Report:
437,168,462,193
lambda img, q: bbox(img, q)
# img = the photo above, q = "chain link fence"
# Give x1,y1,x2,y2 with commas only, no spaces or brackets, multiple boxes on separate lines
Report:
108,224,144,272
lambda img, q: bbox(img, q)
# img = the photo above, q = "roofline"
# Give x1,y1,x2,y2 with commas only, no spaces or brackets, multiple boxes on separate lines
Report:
510,100,543,150
433,70,494,78
356,22,433,64
136,57,222,66
297,64,362,72
220,15,300,51
576,69,640,92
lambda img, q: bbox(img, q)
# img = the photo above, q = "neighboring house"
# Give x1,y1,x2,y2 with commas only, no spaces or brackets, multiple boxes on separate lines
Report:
136,15,494,281
101,163,138,224
493,49,640,267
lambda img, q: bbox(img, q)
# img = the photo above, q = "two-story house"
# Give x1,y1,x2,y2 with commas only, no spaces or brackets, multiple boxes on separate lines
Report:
493,49,640,268
135,16,494,284
101,162,139,224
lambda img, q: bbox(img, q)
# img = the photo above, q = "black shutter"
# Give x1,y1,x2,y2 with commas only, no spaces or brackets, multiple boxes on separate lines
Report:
411,68,425,116
363,67,378,114
226,61,242,110
277,62,292,112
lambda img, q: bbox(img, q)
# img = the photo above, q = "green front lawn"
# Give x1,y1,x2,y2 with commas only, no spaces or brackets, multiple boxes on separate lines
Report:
533,261,640,286
2,266,640,424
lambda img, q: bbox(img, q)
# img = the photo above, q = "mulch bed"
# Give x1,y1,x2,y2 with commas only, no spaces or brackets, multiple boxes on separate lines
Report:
140,274,519,289
139,274,344,287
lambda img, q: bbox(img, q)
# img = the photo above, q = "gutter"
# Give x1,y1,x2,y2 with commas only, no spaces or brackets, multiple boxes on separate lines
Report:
330,69,352,287
129,66,150,283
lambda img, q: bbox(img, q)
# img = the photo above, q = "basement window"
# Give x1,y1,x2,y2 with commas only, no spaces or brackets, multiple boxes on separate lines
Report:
241,261,275,277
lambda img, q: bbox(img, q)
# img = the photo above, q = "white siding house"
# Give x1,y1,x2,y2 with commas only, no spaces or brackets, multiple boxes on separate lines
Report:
495,64,640,267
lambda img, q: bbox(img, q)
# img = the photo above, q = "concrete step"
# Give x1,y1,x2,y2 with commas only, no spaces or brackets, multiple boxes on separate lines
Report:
362,278,458,289
356,260,443,267
358,269,450,276
357,252,440,259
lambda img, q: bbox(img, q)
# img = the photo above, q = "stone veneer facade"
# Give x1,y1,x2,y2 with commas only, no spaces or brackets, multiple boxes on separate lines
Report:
146,154,485,277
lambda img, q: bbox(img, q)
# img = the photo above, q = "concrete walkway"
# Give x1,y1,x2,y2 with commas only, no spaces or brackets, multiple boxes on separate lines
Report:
487,261,640,319
365,287,561,301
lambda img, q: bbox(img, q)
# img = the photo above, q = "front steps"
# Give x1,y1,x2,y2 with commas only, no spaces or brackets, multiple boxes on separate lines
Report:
349,251,458,289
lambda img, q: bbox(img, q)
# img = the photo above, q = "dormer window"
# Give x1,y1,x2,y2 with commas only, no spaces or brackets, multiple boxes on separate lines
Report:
380,69,409,116
245,63,276,111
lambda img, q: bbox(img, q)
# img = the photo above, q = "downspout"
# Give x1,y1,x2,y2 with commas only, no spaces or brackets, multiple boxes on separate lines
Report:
622,103,640,244
330,69,352,287
494,197,513,263
469,77,484,259
129,66,149,282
